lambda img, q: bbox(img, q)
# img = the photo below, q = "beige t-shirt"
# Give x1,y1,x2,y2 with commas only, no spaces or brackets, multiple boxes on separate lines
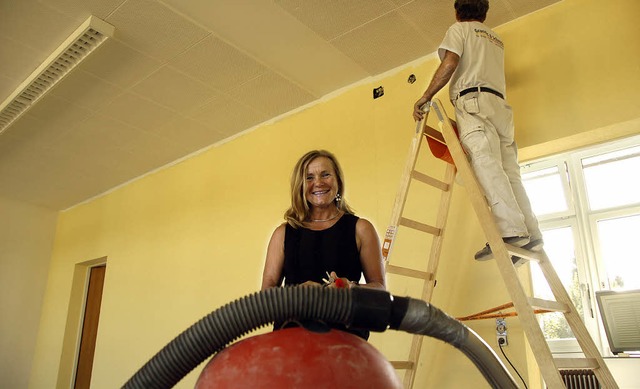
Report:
438,21,506,100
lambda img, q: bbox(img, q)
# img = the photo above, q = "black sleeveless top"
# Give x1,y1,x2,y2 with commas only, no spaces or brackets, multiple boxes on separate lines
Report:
283,213,362,286
279,213,369,340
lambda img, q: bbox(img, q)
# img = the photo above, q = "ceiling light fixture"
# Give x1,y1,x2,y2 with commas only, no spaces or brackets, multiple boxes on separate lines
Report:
0,15,114,134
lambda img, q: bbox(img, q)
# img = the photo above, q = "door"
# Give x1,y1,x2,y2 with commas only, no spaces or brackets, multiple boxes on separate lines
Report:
74,264,106,388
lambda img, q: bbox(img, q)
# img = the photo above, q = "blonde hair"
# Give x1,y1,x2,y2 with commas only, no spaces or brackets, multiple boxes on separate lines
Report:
285,150,354,228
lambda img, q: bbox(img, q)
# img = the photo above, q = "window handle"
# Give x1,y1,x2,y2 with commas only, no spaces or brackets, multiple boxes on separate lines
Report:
582,283,594,318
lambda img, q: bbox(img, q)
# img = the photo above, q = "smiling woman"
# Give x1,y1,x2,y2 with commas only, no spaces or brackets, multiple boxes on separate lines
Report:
260,150,386,340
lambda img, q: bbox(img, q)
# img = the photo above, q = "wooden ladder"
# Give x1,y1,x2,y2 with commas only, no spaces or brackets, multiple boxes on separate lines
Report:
382,104,457,388
424,98,619,389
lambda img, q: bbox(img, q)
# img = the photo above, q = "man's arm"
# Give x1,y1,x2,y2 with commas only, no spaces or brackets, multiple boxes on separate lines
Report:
412,50,460,121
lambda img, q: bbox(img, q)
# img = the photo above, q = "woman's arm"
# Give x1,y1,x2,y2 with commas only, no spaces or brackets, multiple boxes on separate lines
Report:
261,224,286,290
355,218,386,290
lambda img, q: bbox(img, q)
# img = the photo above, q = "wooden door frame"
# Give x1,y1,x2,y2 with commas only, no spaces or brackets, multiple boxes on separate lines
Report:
73,264,106,388
56,257,107,389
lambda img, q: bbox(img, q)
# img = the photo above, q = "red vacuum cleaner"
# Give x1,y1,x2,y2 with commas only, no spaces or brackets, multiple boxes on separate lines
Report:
122,287,518,388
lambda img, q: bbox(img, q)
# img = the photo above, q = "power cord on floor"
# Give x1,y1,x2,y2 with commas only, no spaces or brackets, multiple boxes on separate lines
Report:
498,340,528,389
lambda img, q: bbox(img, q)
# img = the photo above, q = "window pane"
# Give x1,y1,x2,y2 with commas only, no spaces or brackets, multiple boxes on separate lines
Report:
532,227,582,339
522,166,569,216
582,146,640,211
597,214,640,290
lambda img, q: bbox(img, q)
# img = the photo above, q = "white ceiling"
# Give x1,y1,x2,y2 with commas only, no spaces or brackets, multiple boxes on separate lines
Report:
0,0,560,210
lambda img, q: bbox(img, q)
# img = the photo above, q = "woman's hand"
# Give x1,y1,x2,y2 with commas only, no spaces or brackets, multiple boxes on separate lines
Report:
300,280,324,287
325,271,355,289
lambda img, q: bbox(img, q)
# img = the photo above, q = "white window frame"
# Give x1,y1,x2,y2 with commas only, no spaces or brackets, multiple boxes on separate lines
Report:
521,133,640,356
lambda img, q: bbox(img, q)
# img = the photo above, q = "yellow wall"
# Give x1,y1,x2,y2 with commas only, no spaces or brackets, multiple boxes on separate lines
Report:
505,0,640,150
28,0,639,388
0,196,57,389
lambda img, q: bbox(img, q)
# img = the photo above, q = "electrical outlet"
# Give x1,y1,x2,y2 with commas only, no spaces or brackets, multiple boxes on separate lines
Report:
496,318,508,346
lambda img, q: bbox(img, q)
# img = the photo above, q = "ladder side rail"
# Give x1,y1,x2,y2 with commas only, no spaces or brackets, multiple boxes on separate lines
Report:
403,162,457,389
382,115,434,388
402,336,425,389
537,252,619,388
431,99,567,389
383,117,429,264
421,162,456,303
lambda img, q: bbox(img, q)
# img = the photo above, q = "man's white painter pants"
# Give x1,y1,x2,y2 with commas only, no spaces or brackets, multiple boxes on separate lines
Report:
453,91,542,240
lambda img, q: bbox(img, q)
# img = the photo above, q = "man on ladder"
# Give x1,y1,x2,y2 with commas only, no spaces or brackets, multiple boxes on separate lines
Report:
412,0,543,262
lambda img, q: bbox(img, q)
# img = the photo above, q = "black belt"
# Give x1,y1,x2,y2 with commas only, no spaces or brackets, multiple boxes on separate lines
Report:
458,86,504,100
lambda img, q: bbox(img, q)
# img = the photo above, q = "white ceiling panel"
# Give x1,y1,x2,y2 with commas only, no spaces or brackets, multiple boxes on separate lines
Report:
97,92,177,131
131,66,217,113
50,70,124,112
189,95,268,139
161,0,370,97
226,71,316,118
0,74,18,105
2,114,70,153
78,39,160,88
105,0,210,61
43,0,127,20
398,0,456,39
154,116,227,153
0,0,78,53
0,35,44,80
332,11,434,75
168,35,267,92
274,0,397,41
24,95,94,135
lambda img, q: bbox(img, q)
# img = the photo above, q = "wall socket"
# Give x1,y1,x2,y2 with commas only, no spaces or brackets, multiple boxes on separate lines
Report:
496,318,508,346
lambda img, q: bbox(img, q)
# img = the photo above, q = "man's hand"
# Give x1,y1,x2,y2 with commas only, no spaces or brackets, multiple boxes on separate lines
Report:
413,96,429,121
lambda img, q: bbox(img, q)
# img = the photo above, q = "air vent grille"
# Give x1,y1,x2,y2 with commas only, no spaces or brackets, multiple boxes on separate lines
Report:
0,16,114,133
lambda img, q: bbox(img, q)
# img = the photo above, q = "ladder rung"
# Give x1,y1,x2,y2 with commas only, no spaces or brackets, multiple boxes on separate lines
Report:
399,217,440,236
423,125,445,144
554,358,599,369
386,264,432,280
411,170,449,191
506,244,543,262
390,361,414,370
528,297,569,313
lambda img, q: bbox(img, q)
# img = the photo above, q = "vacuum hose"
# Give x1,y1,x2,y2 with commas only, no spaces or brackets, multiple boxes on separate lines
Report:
123,287,518,389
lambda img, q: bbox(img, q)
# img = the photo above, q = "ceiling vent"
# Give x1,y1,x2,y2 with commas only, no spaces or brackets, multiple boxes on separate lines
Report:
0,16,114,134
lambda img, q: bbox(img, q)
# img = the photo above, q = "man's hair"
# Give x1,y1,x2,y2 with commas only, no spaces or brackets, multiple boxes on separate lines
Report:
454,0,489,22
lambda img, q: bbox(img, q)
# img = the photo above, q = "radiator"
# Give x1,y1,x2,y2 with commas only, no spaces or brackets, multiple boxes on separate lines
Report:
559,369,601,389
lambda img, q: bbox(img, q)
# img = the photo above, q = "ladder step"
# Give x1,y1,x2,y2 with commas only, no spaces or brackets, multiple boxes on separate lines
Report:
386,264,432,280
506,244,543,262
390,361,415,370
411,170,449,191
423,125,445,145
528,297,569,313
399,217,441,236
554,358,599,369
